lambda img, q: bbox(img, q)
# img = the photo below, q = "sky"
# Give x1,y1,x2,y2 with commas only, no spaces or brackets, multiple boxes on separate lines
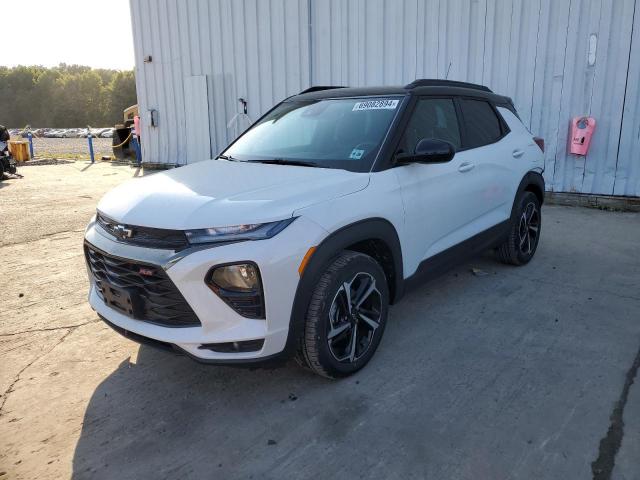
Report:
2,0,135,70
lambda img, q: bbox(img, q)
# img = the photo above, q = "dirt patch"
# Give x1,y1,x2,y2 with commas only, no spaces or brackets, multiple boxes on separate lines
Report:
17,159,75,167
0,162,140,247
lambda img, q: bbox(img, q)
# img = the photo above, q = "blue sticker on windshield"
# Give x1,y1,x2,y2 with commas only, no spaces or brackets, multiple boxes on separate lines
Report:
349,148,365,160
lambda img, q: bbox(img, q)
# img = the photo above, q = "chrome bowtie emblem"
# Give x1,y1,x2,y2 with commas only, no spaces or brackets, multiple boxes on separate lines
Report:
112,224,134,239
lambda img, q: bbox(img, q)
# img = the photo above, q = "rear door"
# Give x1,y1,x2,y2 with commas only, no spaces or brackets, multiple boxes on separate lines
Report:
455,98,519,233
496,106,546,193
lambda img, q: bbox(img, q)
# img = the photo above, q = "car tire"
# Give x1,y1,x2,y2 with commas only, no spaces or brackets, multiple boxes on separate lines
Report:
496,191,541,266
298,250,389,379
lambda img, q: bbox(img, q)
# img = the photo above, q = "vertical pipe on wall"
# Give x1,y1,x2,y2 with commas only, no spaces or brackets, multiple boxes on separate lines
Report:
308,0,313,86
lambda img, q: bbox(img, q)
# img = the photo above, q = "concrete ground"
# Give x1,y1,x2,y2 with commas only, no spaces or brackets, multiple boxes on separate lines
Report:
0,163,639,480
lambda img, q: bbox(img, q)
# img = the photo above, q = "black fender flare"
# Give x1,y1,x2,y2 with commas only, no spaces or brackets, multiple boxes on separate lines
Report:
511,171,545,219
282,218,404,357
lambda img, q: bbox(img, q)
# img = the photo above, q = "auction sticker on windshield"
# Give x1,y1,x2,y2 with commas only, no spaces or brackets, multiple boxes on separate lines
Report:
352,99,399,111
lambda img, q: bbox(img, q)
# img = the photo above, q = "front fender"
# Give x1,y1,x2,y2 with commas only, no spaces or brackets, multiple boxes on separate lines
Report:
282,217,403,358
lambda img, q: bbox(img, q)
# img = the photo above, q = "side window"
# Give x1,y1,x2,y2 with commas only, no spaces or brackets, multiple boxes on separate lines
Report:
459,99,503,148
398,98,461,153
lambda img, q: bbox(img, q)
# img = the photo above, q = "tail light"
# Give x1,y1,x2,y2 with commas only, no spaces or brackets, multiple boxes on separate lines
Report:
533,136,545,152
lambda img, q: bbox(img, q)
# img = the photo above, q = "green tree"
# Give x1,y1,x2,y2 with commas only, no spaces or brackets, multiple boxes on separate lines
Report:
31,68,61,126
0,64,137,128
106,70,137,124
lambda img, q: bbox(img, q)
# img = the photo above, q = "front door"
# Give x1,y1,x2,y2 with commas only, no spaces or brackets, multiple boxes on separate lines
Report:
393,97,485,274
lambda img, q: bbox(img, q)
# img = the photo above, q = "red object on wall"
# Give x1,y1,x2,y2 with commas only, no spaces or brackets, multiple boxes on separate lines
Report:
570,116,596,155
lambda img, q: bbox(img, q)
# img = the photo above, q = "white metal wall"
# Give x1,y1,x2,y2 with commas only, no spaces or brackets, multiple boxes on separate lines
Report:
130,0,640,197
130,0,310,165
616,0,640,196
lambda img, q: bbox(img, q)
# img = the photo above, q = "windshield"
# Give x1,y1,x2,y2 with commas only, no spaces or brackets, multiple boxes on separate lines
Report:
221,97,403,172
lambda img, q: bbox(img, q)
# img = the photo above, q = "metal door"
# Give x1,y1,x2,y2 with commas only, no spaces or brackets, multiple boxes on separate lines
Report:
184,76,212,164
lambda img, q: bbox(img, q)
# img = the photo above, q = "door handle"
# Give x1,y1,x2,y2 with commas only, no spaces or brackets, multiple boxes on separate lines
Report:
512,149,524,158
458,162,475,173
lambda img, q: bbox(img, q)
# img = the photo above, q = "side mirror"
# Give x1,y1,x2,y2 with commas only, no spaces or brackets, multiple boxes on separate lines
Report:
397,138,455,164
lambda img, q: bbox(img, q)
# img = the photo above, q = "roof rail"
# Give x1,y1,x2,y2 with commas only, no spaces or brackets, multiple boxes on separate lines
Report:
405,79,492,93
298,85,346,94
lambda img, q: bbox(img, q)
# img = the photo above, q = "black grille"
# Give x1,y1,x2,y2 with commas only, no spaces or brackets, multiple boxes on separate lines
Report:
198,339,264,353
213,288,265,319
85,242,201,328
96,213,188,250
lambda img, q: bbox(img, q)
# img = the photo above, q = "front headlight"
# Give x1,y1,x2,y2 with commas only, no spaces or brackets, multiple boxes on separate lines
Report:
185,218,296,245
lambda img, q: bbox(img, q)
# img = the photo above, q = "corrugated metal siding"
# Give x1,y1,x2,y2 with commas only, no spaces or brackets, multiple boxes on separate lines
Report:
311,0,488,86
551,0,636,194
614,1,640,196
130,0,310,165
310,0,639,196
130,0,640,197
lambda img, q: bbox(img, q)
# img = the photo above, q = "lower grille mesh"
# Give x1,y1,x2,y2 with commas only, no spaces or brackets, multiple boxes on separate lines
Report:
85,242,201,327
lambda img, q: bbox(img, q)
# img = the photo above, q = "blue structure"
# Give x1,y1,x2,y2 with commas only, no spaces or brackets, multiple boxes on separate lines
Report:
131,136,142,166
87,132,95,164
27,132,34,159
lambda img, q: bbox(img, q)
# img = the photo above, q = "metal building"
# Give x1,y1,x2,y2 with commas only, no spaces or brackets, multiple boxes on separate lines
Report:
130,0,640,197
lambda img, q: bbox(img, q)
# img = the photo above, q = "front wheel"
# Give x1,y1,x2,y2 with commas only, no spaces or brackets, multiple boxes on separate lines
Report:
495,191,541,265
298,251,389,379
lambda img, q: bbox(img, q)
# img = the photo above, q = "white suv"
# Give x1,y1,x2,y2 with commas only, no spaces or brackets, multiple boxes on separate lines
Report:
85,80,545,378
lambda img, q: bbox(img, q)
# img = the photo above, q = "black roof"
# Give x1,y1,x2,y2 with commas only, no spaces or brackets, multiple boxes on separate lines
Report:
290,79,511,105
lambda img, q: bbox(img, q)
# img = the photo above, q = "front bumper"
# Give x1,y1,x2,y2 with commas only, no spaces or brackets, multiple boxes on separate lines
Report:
85,216,328,362
99,315,289,365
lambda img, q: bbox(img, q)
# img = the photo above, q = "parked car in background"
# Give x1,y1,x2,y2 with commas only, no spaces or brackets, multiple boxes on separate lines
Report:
84,80,545,378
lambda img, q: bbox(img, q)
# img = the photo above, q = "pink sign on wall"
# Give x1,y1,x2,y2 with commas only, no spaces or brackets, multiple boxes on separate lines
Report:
570,116,596,155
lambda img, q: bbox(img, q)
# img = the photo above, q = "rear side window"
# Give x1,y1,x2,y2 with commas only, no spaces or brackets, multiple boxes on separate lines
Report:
459,99,503,148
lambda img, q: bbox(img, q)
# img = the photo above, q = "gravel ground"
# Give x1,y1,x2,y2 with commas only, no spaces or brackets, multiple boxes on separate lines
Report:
0,162,140,247
0,164,639,480
26,137,115,160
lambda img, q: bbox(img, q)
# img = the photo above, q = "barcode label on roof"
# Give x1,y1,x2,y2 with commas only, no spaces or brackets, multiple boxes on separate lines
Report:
352,99,399,111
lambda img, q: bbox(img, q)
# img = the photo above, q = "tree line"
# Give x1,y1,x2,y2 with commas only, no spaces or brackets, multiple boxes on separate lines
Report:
0,64,137,128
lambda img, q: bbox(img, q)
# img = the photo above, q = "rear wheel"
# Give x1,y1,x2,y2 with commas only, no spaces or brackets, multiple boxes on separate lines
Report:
496,191,541,265
298,251,389,378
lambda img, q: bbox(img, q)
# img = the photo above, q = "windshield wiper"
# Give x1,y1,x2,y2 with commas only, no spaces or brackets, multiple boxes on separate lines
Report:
248,158,319,167
215,154,242,161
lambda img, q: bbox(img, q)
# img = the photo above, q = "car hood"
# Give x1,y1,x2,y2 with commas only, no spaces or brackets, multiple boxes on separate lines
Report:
97,160,369,229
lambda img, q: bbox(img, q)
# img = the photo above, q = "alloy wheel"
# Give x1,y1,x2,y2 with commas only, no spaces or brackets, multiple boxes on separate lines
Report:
327,272,382,363
518,202,540,255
